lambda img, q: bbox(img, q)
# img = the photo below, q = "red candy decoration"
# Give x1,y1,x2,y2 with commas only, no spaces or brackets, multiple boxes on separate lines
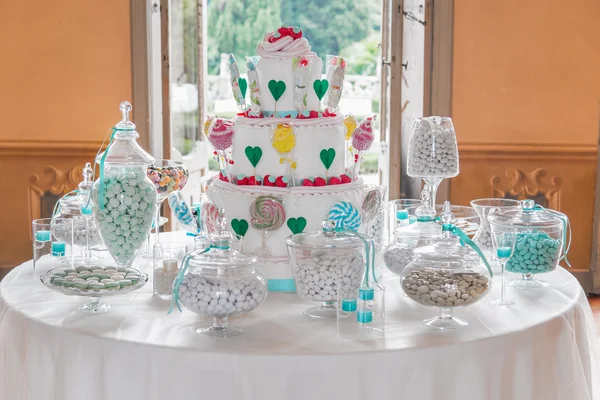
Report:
289,26,303,39
328,176,342,185
237,176,249,185
301,178,314,187
340,173,352,184
275,176,289,188
314,176,326,187
277,26,290,36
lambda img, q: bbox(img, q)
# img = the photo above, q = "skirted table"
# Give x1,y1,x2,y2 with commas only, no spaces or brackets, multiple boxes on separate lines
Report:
1,255,599,400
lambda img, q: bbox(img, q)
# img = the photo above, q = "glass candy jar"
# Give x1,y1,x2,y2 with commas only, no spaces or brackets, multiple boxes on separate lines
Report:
470,199,520,253
400,206,492,329
383,193,441,277
287,220,366,318
91,102,158,269
488,199,567,289
173,218,267,337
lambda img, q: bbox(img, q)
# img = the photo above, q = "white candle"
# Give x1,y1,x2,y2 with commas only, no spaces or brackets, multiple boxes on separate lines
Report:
163,259,178,273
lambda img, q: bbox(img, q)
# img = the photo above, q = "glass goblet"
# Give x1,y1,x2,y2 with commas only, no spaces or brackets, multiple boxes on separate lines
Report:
489,215,516,306
147,160,189,244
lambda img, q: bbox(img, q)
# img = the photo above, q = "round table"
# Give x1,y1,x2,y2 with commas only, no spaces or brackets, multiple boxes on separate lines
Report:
1,255,599,400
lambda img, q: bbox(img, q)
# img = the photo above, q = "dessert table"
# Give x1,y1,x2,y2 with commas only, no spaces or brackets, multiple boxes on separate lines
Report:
1,247,599,400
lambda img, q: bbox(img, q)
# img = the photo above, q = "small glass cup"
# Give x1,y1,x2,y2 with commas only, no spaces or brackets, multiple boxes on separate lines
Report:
33,218,74,280
153,242,188,299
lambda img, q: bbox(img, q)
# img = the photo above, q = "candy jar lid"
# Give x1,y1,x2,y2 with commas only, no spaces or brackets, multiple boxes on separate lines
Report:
187,209,257,270
95,101,155,166
413,202,481,266
487,199,563,229
285,220,366,250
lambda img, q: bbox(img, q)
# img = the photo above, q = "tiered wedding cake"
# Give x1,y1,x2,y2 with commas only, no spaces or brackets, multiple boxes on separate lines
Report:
204,26,383,290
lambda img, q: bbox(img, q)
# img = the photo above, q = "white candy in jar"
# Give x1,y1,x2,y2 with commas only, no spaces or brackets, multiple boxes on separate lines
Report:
72,217,102,247
407,129,458,177
293,254,364,301
177,273,267,317
383,246,414,276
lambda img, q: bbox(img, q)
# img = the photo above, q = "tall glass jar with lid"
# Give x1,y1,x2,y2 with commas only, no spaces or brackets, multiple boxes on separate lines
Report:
91,102,157,269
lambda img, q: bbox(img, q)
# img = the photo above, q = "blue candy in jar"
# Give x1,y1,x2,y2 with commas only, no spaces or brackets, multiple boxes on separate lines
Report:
505,232,561,274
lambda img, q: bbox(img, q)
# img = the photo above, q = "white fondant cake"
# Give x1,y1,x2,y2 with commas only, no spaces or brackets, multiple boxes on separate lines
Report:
203,26,384,290
230,116,346,183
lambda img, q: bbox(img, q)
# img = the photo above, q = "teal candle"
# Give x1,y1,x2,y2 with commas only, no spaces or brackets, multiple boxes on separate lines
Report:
357,310,373,324
81,204,93,215
359,287,374,301
341,298,357,312
497,247,512,259
51,241,66,256
36,230,51,242
396,210,409,220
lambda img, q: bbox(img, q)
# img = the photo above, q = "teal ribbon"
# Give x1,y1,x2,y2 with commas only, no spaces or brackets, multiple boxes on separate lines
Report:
533,205,572,268
168,243,229,314
98,128,118,211
443,223,493,277
417,216,434,222
267,279,296,292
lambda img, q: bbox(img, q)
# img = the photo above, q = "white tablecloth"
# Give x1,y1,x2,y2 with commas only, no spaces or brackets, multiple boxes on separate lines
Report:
1,250,599,400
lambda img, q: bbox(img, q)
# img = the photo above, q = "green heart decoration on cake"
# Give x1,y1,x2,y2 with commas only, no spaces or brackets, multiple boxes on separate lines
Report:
245,146,263,168
313,79,329,101
231,219,249,237
268,80,286,101
287,217,307,234
320,148,336,170
238,78,248,99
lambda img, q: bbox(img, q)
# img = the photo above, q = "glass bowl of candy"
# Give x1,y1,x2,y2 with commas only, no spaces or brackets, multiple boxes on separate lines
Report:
173,222,267,338
400,204,492,329
470,199,520,253
53,193,104,264
286,220,366,319
384,199,441,277
147,160,189,201
40,265,148,314
407,117,459,179
487,199,567,289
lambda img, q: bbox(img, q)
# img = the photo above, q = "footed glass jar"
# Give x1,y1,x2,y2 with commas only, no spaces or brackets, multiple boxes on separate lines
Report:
174,216,267,337
287,220,366,318
400,203,492,329
91,102,157,269
54,193,103,257
488,199,566,289
383,192,441,276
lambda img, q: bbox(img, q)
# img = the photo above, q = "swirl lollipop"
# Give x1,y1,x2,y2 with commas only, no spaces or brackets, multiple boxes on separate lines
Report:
328,201,362,231
350,115,376,180
250,195,285,257
201,201,220,234
362,189,383,224
168,191,199,234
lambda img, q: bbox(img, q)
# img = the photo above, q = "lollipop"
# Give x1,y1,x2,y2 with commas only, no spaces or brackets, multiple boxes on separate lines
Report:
362,189,383,223
323,55,347,113
201,201,220,234
250,195,285,256
271,123,297,185
228,54,246,111
344,114,357,140
350,115,376,180
206,118,235,182
328,201,362,231
246,57,263,116
168,191,199,234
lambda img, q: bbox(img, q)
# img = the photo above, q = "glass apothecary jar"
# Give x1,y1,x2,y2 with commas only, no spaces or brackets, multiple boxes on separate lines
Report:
90,102,158,269
173,216,267,337
54,193,103,259
383,193,441,277
400,203,492,329
488,199,567,289
287,220,366,318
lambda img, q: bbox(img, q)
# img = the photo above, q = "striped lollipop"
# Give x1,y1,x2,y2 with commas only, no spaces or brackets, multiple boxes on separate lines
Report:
328,201,362,231
168,191,198,233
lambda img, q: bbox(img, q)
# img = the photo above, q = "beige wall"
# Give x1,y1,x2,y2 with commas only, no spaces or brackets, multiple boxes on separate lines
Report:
0,0,132,268
450,0,600,277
